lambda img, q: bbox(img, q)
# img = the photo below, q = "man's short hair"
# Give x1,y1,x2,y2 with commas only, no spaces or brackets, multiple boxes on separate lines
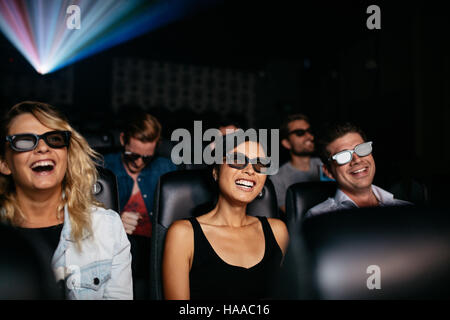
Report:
280,113,310,139
217,113,245,130
316,122,368,168
121,109,162,144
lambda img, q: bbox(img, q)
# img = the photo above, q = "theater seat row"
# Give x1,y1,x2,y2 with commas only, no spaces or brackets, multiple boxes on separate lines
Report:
94,168,450,300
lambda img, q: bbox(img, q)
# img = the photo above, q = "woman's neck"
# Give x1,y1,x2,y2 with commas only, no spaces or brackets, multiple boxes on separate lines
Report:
16,188,64,228
210,196,250,228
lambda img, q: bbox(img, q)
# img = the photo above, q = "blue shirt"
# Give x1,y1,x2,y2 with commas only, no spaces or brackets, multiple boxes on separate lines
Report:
305,185,411,219
103,153,177,216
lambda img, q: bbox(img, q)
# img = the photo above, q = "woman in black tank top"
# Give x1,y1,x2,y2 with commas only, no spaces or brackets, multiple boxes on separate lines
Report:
163,137,289,300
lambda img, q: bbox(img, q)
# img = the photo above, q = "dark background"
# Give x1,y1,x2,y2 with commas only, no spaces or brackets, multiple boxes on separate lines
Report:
1,0,449,205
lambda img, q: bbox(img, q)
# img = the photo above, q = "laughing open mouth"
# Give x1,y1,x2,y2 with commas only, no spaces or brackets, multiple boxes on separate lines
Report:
350,167,368,176
31,160,55,173
235,179,256,191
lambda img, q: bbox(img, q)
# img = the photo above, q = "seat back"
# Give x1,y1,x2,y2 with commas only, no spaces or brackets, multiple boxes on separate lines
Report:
0,223,62,299
285,181,336,229
387,178,428,205
84,131,116,155
149,169,279,299
278,205,450,299
94,166,120,213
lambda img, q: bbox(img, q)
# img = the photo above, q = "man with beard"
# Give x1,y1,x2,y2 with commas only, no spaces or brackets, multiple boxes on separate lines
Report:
271,114,323,212
305,122,410,218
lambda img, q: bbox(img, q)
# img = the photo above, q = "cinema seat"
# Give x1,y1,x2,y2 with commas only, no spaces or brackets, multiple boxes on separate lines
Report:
277,205,450,299
285,181,336,230
94,166,120,213
0,223,62,299
387,178,428,205
84,131,116,155
149,169,279,300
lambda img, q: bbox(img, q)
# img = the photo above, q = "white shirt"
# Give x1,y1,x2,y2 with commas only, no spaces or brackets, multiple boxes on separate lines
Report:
305,185,411,219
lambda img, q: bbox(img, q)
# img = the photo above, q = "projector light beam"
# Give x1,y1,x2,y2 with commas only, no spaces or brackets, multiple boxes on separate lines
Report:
0,0,220,74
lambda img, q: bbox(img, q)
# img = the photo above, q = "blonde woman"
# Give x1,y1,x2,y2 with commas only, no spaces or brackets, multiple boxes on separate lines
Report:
0,101,132,299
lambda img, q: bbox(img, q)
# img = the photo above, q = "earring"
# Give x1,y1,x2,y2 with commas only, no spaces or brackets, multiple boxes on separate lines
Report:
258,191,263,198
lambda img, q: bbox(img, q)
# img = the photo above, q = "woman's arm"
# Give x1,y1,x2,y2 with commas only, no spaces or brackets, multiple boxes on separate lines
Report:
162,219,194,300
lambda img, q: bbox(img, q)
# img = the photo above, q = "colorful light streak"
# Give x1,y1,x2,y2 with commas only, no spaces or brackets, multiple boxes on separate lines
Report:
0,0,219,74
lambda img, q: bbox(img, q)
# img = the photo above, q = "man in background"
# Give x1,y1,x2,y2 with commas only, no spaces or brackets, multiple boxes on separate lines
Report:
271,113,323,212
104,109,177,299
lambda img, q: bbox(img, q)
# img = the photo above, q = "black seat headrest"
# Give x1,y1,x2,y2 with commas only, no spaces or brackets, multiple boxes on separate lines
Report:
286,181,336,228
84,132,114,149
279,205,450,299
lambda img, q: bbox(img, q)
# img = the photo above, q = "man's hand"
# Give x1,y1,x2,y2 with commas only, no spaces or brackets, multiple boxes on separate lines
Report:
121,211,141,235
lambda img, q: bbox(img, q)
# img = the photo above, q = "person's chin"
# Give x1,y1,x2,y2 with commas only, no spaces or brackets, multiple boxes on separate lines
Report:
351,178,373,190
127,165,143,174
27,172,62,187
235,191,259,204
30,181,62,192
224,191,255,206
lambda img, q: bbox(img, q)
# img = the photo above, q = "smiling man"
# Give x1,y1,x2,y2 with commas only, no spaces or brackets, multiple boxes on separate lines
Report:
103,109,176,299
305,122,410,218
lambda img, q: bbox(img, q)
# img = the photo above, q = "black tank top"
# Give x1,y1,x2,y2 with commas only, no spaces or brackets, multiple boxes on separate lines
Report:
188,216,282,300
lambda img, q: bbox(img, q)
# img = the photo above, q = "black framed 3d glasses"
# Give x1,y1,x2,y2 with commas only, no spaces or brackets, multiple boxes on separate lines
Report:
288,128,313,137
123,150,154,165
5,130,71,152
225,152,271,174
329,141,373,165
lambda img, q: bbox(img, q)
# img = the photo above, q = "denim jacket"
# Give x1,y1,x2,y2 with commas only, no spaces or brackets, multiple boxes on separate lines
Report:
103,153,177,215
52,205,133,299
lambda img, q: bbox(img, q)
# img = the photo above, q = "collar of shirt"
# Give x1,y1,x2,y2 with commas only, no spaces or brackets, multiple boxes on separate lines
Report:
334,184,396,208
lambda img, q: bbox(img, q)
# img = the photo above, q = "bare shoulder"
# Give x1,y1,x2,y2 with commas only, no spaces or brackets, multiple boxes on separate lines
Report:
267,217,288,234
267,218,289,255
164,219,195,262
166,219,194,239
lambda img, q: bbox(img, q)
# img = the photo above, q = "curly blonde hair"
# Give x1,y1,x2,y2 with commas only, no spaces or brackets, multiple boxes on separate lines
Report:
0,101,102,249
